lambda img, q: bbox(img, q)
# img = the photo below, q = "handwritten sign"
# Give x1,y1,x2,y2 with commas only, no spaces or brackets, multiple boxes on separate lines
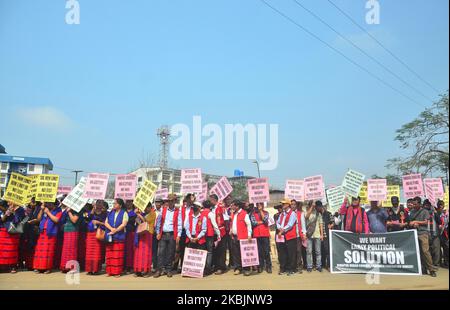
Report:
181,248,207,278
341,169,365,198
210,177,233,201
134,180,158,212
3,173,32,205
181,168,203,194
402,174,424,199
359,185,368,205
326,186,346,213
240,238,260,267
425,183,437,207
247,178,270,204
57,186,73,195
114,174,137,200
444,186,449,209
304,175,325,201
423,178,444,199
367,179,387,202
155,188,169,201
285,180,305,201
62,177,90,212
196,182,208,203
35,174,60,203
83,173,110,200
382,185,401,207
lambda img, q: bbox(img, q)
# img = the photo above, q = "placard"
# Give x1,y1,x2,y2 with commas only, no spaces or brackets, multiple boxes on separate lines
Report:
285,179,305,201
62,177,90,212
341,169,365,198
240,238,260,267
247,178,270,204
181,168,203,194
181,248,207,278
367,179,387,202
114,174,137,200
326,186,346,213
210,177,233,201
402,174,424,199
304,175,325,201
35,174,60,203
3,172,32,205
134,179,158,212
83,173,110,200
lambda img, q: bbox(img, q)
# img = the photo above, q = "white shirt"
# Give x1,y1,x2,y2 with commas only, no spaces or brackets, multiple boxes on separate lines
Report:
231,209,252,238
208,206,221,237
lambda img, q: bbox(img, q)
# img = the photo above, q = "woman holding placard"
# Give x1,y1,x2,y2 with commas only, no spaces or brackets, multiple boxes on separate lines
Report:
85,200,107,275
133,202,155,277
104,198,128,277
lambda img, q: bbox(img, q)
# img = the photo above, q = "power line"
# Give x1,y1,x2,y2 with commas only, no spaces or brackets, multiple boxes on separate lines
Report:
292,0,434,103
258,0,426,108
326,0,441,94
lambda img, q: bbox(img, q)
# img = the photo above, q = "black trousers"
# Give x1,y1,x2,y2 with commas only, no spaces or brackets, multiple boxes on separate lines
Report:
231,236,250,271
256,237,272,269
441,236,449,266
157,232,176,272
152,234,159,270
205,236,215,274
187,242,207,250
276,242,286,272
224,234,235,269
213,237,227,271
321,238,330,268
286,238,297,273
173,230,187,270
296,238,304,271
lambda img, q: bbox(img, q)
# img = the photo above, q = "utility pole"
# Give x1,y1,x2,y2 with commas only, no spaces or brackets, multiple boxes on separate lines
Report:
72,170,83,185
252,160,261,178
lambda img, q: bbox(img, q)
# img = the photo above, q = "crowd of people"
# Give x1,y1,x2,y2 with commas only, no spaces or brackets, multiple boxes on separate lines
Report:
0,193,448,279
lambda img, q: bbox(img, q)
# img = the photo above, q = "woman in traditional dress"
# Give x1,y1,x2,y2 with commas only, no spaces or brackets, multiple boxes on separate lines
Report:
85,201,107,275
104,198,128,277
124,200,137,274
133,202,155,277
33,201,62,274
59,204,82,273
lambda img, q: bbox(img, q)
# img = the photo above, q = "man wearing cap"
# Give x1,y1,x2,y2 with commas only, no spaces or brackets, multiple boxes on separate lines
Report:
154,195,182,278
250,202,272,274
230,200,252,276
276,199,298,276
151,199,163,274
185,201,207,250
201,200,221,276
174,194,195,273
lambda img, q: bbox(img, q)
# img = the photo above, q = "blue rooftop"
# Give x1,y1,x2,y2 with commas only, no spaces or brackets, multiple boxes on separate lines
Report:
0,154,53,170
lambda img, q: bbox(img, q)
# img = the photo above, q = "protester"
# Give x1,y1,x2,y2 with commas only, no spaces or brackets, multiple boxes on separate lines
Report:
305,200,324,273
342,197,369,234
318,202,332,271
422,199,441,268
20,198,41,271
152,199,163,273
185,201,207,250
104,198,129,277
436,200,448,268
250,202,272,274
223,196,234,271
209,194,227,275
175,194,194,273
134,202,155,278
276,199,298,276
293,200,306,273
200,200,220,276
387,197,409,232
273,204,284,273
154,195,182,278
33,201,62,274
0,201,26,273
85,200,107,275
367,201,389,233
125,200,137,274
409,197,437,277
59,203,81,273
230,200,252,276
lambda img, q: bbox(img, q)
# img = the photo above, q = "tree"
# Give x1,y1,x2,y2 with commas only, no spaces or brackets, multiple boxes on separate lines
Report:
370,174,402,186
386,93,449,182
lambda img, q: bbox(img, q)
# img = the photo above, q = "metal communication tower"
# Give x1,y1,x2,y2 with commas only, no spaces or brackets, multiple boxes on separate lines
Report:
157,126,171,169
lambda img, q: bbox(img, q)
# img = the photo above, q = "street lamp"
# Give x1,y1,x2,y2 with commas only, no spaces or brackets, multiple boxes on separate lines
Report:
252,160,261,178
72,170,83,185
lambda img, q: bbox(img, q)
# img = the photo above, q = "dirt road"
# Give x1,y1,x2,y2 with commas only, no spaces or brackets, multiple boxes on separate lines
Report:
0,268,448,290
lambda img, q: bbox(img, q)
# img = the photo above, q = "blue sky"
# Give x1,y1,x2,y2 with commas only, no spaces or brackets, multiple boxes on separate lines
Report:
0,0,448,187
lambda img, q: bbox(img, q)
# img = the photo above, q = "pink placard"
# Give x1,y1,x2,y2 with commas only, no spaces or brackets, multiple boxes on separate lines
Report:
181,168,203,194
82,173,110,200
268,215,275,226
181,248,207,278
402,174,424,199
57,186,73,195
425,183,437,207
423,178,444,199
247,178,270,204
155,188,169,200
240,239,260,267
196,183,208,203
304,175,325,201
285,180,305,201
114,174,137,200
210,177,233,201
367,179,387,201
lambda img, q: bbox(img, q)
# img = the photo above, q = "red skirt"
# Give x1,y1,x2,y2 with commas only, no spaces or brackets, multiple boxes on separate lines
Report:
134,232,153,273
0,227,20,267
106,241,125,276
78,232,86,270
85,231,104,273
125,232,135,269
33,230,57,271
60,231,79,270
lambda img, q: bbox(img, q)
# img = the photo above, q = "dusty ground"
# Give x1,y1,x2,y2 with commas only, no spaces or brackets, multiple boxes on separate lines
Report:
0,267,448,290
